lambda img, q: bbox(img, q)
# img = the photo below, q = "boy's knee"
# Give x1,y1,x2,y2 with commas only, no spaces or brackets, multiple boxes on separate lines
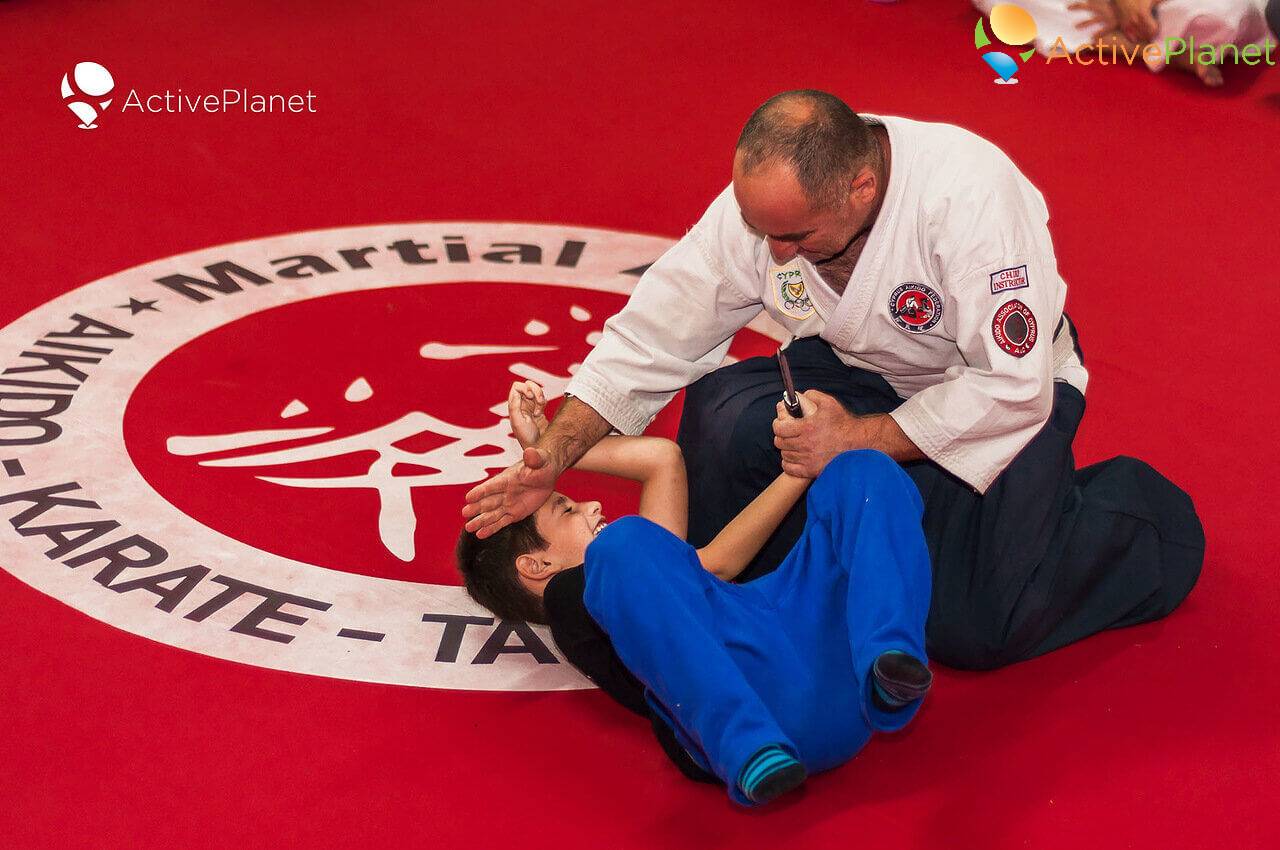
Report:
584,518,652,601
833,449,899,478
813,449,903,497
584,517,697,616
585,515,689,577
587,515,658,564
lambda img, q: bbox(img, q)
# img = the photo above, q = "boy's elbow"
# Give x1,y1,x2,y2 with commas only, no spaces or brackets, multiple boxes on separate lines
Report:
695,546,733,581
651,437,684,462
645,437,686,474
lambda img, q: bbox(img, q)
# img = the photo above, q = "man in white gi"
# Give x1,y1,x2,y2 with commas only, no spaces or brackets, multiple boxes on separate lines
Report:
463,90,1203,670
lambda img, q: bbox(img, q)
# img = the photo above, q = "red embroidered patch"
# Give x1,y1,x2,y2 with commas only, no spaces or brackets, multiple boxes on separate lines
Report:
889,282,943,333
992,299,1038,357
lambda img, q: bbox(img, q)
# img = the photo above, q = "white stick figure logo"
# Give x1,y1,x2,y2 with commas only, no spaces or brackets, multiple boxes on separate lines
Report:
60,61,115,129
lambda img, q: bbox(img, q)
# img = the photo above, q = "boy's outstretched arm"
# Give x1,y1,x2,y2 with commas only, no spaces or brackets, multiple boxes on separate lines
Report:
696,397,818,581
695,473,809,582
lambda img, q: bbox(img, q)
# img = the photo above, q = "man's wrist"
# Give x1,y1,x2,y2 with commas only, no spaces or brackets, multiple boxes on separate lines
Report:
842,412,922,462
535,395,614,475
535,441,566,475
535,429,578,475
839,409,868,453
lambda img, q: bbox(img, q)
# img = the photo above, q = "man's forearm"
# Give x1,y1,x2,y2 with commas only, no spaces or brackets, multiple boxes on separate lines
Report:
535,396,616,474
848,413,925,463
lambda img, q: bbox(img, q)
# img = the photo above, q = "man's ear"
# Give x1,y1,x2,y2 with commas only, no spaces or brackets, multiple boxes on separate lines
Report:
850,164,877,204
515,552,550,582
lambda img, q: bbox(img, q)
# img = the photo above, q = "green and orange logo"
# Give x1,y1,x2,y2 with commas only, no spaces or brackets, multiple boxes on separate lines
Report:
975,4,1039,84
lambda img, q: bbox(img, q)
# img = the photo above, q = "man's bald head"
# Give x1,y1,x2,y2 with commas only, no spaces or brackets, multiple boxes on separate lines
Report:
735,90,878,211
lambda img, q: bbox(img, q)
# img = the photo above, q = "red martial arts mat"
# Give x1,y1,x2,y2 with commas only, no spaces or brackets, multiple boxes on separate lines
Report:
1,1,1277,848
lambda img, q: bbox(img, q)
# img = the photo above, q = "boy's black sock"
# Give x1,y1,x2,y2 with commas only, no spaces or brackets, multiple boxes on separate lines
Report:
871,650,933,711
737,745,806,805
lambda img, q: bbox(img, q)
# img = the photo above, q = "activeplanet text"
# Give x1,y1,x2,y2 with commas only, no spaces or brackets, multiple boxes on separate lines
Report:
122,88,318,114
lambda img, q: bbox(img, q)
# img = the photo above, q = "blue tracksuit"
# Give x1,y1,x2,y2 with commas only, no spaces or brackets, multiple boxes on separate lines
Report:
582,449,932,805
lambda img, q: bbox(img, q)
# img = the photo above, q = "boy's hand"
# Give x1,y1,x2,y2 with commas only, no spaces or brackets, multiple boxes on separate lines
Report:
507,380,549,449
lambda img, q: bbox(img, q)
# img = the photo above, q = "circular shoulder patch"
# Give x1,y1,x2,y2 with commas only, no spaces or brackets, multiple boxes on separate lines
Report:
992,299,1038,357
888,282,943,333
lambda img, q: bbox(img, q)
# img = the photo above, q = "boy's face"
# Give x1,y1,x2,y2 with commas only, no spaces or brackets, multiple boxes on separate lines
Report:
527,491,606,575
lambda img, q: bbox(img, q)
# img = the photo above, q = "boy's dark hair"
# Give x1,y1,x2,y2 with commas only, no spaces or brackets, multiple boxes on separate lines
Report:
456,514,550,624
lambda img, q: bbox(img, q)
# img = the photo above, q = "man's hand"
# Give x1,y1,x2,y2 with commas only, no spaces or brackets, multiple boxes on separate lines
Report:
462,446,557,538
772,389,925,477
463,396,614,538
772,390,849,478
1110,0,1158,43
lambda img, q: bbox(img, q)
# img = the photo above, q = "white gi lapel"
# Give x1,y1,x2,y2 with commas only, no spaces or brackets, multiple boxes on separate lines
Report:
826,114,908,354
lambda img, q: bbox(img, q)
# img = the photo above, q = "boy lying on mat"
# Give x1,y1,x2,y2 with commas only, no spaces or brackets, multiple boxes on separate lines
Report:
456,380,933,806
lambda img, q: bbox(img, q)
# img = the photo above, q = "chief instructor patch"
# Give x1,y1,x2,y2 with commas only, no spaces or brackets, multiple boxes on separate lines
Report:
889,282,942,334
990,265,1029,294
992,299,1038,357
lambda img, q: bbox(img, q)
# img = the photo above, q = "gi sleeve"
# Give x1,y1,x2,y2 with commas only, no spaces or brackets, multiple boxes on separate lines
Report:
890,173,1065,494
566,187,764,435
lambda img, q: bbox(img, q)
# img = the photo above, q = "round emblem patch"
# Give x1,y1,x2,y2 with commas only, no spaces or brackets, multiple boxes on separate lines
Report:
889,283,943,334
992,299,1038,357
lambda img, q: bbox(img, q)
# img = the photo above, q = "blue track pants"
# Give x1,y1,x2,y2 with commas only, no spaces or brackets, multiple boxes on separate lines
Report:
583,450,932,804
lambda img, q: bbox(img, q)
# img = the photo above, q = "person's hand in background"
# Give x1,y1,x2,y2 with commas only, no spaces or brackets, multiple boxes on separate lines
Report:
1112,0,1160,43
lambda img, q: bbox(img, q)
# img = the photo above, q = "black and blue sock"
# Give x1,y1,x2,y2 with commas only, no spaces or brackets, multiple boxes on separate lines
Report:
736,745,806,805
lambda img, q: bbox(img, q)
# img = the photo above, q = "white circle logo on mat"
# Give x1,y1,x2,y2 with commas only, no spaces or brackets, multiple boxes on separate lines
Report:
0,223,786,690
61,61,115,129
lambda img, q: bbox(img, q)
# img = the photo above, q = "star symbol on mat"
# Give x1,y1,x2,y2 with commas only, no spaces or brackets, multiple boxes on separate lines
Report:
116,298,160,314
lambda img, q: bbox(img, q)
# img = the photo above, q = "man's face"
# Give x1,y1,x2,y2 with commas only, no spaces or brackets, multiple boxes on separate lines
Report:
530,491,607,571
732,151,873,265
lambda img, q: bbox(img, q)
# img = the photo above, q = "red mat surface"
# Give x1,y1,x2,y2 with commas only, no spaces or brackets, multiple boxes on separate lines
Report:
2,1,1278,848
